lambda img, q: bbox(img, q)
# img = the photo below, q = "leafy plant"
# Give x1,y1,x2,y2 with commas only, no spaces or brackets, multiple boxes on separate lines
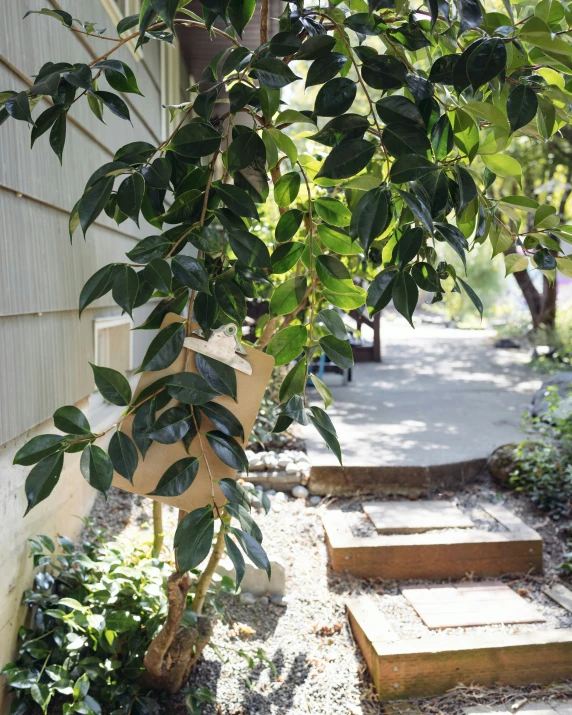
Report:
511,386,572,521
5,0,572,695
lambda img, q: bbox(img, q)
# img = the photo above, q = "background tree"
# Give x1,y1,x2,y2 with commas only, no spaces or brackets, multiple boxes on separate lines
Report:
3,0,572,709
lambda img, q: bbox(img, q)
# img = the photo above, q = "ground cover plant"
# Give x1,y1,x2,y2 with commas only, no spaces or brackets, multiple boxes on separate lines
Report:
3,0,572,707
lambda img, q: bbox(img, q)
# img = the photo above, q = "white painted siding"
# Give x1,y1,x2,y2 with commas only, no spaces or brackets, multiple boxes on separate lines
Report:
0,1,186,706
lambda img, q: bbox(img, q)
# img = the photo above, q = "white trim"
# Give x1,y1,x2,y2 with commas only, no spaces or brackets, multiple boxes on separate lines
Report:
98,0,142,61
93,315,135,372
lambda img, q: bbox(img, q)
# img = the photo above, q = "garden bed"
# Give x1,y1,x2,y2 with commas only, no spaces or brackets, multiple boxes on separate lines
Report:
84,475,572,715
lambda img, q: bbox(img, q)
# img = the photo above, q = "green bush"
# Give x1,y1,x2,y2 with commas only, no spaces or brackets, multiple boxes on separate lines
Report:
1,530,230,715
510,386,572,522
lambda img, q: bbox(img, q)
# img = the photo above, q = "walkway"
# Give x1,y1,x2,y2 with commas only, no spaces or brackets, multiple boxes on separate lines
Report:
304,321,541,467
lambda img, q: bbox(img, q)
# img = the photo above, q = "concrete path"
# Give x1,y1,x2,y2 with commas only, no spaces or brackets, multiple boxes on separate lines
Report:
464,702,572,714
304,321,542,467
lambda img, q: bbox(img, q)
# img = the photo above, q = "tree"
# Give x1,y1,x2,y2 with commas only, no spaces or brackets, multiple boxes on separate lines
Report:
4,0,572,700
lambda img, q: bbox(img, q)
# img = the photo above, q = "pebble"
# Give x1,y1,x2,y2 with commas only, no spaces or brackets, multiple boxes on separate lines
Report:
285,463,300,475
292,485,309,499
249,460,265,471
266,489,276,497
274,491,288,502
257,596,269,606
242,481,254,490
270,595,288,607
309,495,321,506
250,496,262,509
238,592,257,606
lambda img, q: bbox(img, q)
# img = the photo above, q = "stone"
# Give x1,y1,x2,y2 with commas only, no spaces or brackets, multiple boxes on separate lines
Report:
249,495,262,509
297,461,312,473
274,491,288,502
292,485,309,499
487,443,518,484
239,592,257,605
494,338,521,349
245,450,257,462
309,495,321,506
271,595,288,607
249,460,266,471
266,489,276,496
285,463,301,475
217,557,286,597
255,484,264,491
531,371,572,418
277,457,291,469
242,481,254,490
257,596,269,606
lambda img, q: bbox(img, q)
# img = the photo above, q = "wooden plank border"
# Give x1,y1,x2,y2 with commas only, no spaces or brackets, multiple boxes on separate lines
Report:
347,596,572,701
324,505,542,580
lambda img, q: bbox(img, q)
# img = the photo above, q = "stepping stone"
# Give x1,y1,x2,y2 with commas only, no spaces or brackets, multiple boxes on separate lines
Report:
362,500,474,534
543,584,572,613
464,704,572,714
402,582,546,629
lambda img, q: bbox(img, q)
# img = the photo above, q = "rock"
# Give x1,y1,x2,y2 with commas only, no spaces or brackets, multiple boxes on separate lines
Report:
245,450,257,462
487,443,518,484
217,558,286,597
242,481,254,490
239,592,257,605
271,502,282,513
257,596,269,606
266,489,276,497
285,463,301,475
271,595,288,607
309,495,321,506
531,372,572,418
292,485,309,499
249,460,266,471
274,491,288,502
249,495,262,509
254,484,264,491
495,338,521,349
277,457,291,468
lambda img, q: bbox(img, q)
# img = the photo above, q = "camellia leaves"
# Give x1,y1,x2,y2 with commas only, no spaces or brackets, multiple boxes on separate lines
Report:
314,78,357,117
149,456,200,497
267,325,307,366
270,241,305,274
200,402,244,439
392,271,419,327
320,335,354,370
466,39,506,90
224,533,246,589
165,372,220,405
147,406,191,444
138,322,185,372
24,452,64,515
270,276,307,316
367,270,397,316
108,431,138,483
14,435,64,467
53,406,91,435
507,84,539,134
274,171,301,207
275,208,304,242
205,430,249,472
195,354,237,402
307,406,342,466
317,138,375,180
350,187,390,252
90,363,132,406
80,445,114,497
171,255,210,292
229,231,271,269
278,358,307,403
175,506,215,573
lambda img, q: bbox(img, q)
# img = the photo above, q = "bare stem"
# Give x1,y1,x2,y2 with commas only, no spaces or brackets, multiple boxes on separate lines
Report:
152,501,164,557
190,523,226,614
260,0,269,44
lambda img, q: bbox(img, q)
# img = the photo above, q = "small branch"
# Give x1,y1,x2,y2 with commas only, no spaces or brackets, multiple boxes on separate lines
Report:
191,523,226,614
260,0,269,44
152,501,164,557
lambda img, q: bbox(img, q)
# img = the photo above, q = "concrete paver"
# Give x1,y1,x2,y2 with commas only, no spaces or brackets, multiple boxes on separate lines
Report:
304,323,542,467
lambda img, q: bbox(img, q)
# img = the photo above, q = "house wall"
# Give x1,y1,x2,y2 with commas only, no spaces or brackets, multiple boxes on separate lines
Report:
0,1,185,707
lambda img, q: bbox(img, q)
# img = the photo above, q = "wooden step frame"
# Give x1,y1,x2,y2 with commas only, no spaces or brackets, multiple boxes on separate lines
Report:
324,504,542,580
347,595,572,701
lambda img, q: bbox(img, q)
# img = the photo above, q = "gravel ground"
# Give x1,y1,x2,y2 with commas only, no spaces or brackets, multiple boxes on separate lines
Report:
85,475,572,715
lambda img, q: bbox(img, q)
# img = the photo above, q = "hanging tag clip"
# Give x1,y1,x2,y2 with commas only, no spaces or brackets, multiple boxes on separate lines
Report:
183,324,252,375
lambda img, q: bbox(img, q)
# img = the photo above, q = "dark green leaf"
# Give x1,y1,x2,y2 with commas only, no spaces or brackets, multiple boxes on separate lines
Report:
31,106,63,148
376,96,424,127
5,91,33,124
390,155,438,184
435,222,468,270
168,122,222,157
117,14,140,33
117,173,145,225
309,114,370,147
24,8,73,26
320,335,354,369
227,130,266,172
534,248,557,270
165,372,220,404
206,430,248,471
382,124,431,159
397,189,434,233
227,503,262,542
216,184,259,219
171,255,209,292
316,138,375,180
457,0,483,35
112,266,139,319
25,453,64,514
80,445,113,497
314,78,356,117
219,477,251,509
132,399,155,459
392,271,418,327
93,91,131,121
232,527,271,577
78,264,118,316
225,534,246,588
457,276,483,318
229,82,258,113
350,187,390,252
200,402,244,439
147,406,191,444
149,456,200,496
275,208,304,242
139,322,185,372
455,165,477,214
319,309,347,340
229,231,271,269
393,227,423,268
228,0,256,36
316,255,352,291
429,54,459,85
90,363,132,406
507,84,538,134
270,241,305,274
174,506,214,573
307,405,342,465
296,35,337,60
196,353,237,401
269,31,301,57
194,292,219,335
412,262,441,291
14,435,64,467
430,114,454,161
142,258,172,294
141,158,172,189
79,178,114,235
53,406,91,435
105,62,143,96
252,58,301,88
150,0,179,31
127,235,171,263
361,55,408,90
367,269,397,316
306,52,347,88
109,431,138,483
466,39,506,89
214,281,247,324
267,325,307,365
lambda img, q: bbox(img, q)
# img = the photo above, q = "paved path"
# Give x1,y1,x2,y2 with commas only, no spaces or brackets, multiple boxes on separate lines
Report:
304,321,542,467
465,702,572,714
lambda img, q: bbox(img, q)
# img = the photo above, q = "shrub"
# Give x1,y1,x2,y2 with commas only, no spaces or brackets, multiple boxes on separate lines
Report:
1,530,231,715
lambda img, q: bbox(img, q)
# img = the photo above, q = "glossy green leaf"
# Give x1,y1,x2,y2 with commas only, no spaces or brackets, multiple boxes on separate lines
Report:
175,506,214,573
367,270,397,316
90,363,132,406
317,224,361,255
149,456,200,496
267,325,307,365
225,533,246,589
279,358,307,403
275,208,304,242
166,372,219,405
171,255,209,292
393,227,423,268
320,335,354,369
390,155,438,184
310,374,333,409
214,281,246,324
252,58,300,88
108,431,138,483
228,0,256,37
270,275,307,316
216,184,259,220
168,122,222,158
350,187,390,252
25,453,64,514
507,84,539,134
206,430,248,471
411,262,441,292
314,78,357,117
227,130,266,173
307,405,342,466
314,197,351,227
274,171,301,207
147,406,191,444
195,354,237,401
306,53,347,88
392,271,418,327
232,527,271,577
200,402,244,439
80,445,113,497
138,322,185,372
270,241,305,274
14,435,64,467
53,406,91,435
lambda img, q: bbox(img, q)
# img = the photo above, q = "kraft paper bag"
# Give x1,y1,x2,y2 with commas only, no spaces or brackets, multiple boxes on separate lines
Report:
112,312,275,511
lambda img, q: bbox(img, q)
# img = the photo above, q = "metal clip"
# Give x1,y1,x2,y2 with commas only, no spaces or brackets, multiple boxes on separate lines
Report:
183,324,252,375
